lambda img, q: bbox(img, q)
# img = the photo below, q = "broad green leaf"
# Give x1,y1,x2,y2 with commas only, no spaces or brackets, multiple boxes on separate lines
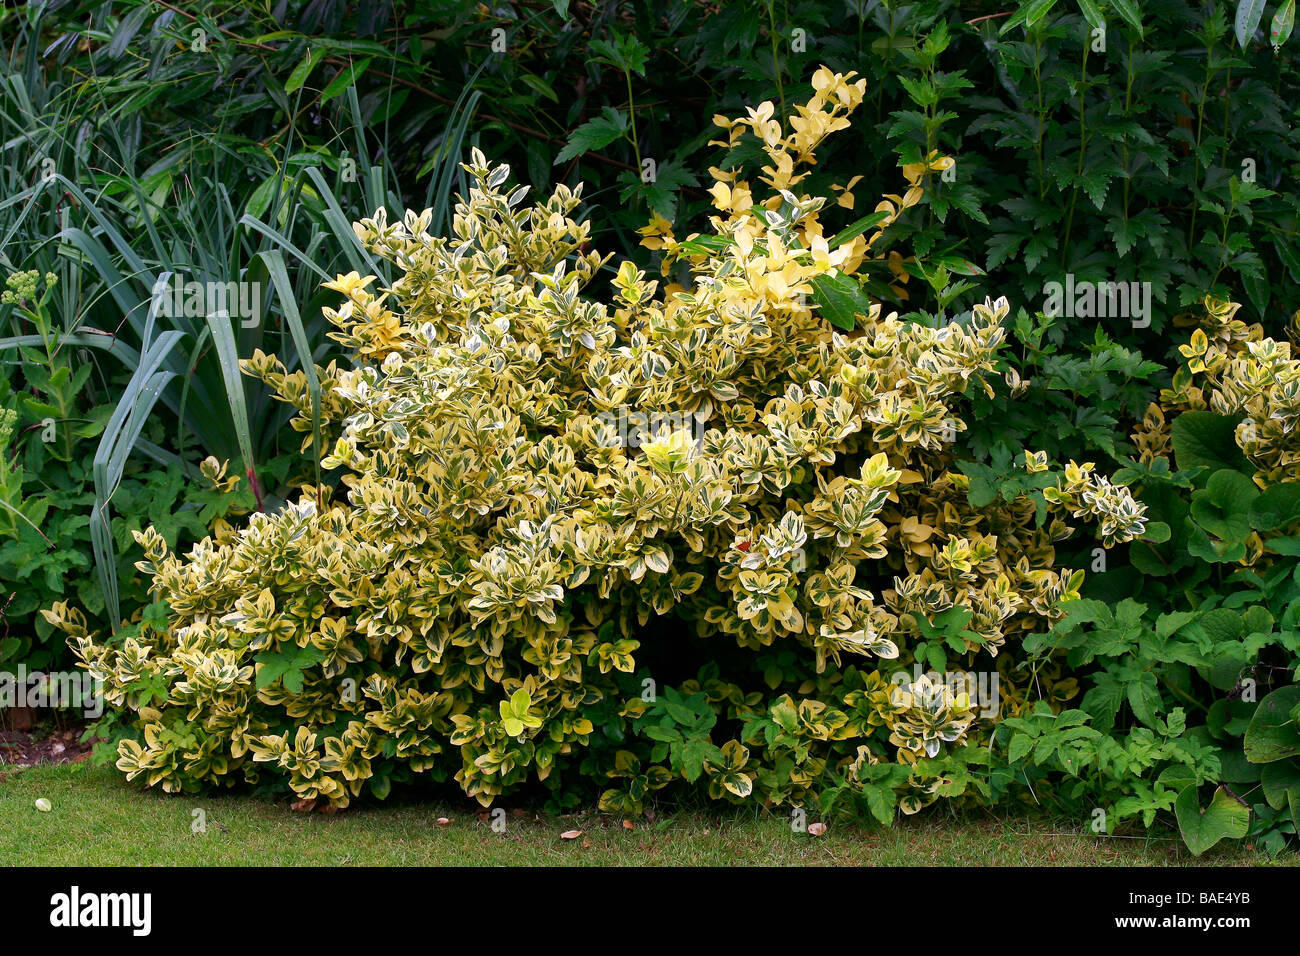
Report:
1260,759,1300,810
809,271,874,330
1141,521,1171,544
1244,686,1300,763
1248,482,1300,531
1170,411,1249,472
1190,469,1259,543
1175,785,1250,855
1008,733,1033,763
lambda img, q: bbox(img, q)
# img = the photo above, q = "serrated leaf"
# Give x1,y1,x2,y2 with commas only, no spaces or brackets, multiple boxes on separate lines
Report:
554,108,628,165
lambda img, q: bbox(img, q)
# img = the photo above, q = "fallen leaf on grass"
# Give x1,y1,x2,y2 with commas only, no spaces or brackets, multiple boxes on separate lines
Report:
622,820,635,830
560,829,582,840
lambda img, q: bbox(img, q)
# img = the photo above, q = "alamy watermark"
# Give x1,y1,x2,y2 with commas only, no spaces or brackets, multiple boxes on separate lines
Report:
1,666,103,719
1042,274,1151,329
594,406,708,450
151,275,263,328
49,886,151,936
891,665,1001,718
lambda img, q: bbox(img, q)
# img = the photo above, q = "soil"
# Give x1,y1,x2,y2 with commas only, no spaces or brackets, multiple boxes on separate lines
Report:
0,727,93,770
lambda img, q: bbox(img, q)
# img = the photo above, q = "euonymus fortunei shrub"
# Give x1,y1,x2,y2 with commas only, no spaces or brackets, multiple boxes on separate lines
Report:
49,69,1149,817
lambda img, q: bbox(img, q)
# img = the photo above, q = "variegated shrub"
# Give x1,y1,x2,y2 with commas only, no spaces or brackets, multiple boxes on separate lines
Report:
50,68,1146,817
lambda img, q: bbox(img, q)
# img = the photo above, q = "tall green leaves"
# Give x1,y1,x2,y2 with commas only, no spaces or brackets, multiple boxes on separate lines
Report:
90,290,183,627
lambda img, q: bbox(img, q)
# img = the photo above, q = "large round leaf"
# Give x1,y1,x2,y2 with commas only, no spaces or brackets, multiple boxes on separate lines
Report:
1175,785,1250,856
1243,686,1300,764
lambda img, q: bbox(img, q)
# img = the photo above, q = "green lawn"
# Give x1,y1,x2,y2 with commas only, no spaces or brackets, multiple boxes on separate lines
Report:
0,762,1291,866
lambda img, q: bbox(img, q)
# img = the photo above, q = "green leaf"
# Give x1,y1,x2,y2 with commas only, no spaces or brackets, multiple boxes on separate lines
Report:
554,108,628,165
1236,0,1268,47
1248,482,1300,531
1260,760,1300,810
828,211,890,250
1008,733,1034,763
256,656,289,690
1265,536,1300,556
1190,469,1259,543
1244,686,1300,763
809,271,874,330
862,783,896,825
680,739,715,782
1199,607,1246,644
1175,785,1250,855
590,34,650,77
519,73,559,104
1127,673,1162,728
1141,521,1171,544
1155,610,1197,639
321,58,372,104
1024,0,1060,28
1077,0,1105,32
286,47,326,94
1273,0,1297,48
1109,0,1145,36
1170,411,1249,472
